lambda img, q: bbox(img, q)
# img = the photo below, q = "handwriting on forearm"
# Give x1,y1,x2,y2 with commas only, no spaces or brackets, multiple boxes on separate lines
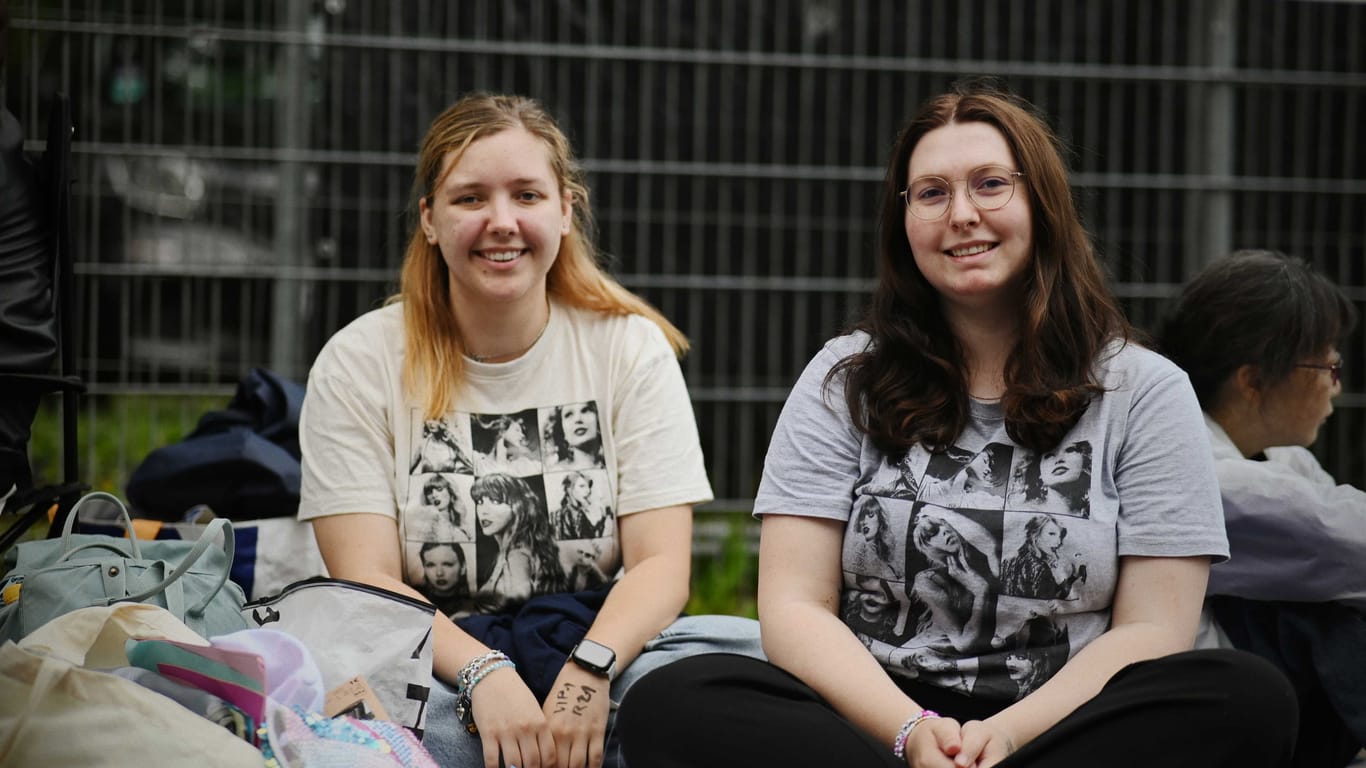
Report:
552,682,599,716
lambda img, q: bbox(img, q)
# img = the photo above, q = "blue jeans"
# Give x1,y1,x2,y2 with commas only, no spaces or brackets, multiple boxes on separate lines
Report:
421,614,763,767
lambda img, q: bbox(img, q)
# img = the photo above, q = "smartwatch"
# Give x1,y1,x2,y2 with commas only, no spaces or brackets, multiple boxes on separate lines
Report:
568,638,617,680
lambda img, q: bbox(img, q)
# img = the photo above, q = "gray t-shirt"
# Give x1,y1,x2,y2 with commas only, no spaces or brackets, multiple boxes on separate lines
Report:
754,333,1227,701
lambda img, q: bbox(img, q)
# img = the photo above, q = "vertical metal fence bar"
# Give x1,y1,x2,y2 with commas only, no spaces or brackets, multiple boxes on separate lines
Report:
9,1,1366,497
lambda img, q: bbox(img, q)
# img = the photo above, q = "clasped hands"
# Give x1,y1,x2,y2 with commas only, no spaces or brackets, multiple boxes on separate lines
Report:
903,716,1017,768
469,662,611,768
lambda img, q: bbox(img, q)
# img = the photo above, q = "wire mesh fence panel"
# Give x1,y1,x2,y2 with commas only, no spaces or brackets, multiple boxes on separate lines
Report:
7,0,1365,499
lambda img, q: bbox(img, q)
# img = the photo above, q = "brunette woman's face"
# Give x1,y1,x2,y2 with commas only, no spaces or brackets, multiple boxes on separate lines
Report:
561,403,599,448
477,497,515,537
904,121,1033,315
422,546,461,594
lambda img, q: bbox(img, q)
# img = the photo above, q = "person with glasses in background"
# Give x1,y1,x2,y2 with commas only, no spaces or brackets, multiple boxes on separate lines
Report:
1161,249,1366,768
618,80,1296,768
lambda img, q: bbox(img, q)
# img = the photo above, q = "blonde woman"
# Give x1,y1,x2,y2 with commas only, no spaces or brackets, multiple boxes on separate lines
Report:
299,93,759,768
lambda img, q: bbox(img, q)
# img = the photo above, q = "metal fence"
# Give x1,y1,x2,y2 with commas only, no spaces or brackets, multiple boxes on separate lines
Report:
8,0,1366,504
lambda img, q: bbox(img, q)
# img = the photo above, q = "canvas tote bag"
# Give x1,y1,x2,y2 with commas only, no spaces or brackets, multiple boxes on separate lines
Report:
0,603,262,767
242,577,435,735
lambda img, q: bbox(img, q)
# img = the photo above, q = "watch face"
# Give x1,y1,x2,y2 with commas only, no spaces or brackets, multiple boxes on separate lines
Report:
574,640,615,671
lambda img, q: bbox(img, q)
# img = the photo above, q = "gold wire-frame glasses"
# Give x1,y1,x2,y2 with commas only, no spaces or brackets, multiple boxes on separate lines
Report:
900,165,1026,221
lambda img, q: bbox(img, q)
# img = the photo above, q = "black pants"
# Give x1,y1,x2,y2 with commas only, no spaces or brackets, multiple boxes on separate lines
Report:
619,650,1297,768
1212,596,1366,768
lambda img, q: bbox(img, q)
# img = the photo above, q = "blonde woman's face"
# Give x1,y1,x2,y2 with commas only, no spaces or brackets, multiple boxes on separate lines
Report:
419,127,572,317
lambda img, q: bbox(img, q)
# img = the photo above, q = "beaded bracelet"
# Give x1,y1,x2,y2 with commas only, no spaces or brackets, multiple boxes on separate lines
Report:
457,650,509,692
466,659,515,695
892,709,941,760
454,651,515,735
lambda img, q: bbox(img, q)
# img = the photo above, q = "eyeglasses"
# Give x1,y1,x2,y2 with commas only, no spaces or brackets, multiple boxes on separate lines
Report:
1294,361,1343,385
900,165,1026,221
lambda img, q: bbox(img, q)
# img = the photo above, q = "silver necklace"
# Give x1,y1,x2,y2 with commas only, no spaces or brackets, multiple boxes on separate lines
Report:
468,313,550,363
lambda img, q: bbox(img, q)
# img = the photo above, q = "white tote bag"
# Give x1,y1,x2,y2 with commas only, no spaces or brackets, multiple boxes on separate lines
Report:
241,577,435,735
0,604,263,768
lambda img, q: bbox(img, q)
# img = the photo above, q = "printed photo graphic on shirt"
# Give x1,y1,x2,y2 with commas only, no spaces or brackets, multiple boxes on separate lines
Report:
842,574,915,643
405,472,477,543
900,505,1004,675
917,443,1015,511
890,644,980,694
972,637,1070,701
559,538,612,592
540,401,605,471
410,417,474,475
472,410,543,477
1006,439,1093,518
546,469,615,541
999,513,1088,600
862,449,928,500
469,472,562,613
844,495,910,580
981,605,1074,700
415,541,474,617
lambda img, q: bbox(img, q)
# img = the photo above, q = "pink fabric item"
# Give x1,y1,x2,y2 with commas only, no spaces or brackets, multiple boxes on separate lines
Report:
212,628,326,713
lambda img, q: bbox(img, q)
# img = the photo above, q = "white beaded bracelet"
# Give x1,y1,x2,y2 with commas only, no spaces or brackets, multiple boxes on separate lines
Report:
892,709,941,760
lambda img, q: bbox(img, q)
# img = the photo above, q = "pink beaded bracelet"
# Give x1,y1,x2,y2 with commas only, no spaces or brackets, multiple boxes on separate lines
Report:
892,709,941,760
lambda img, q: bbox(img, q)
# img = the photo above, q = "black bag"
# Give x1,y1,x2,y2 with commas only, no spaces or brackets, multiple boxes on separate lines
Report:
126,368,305,520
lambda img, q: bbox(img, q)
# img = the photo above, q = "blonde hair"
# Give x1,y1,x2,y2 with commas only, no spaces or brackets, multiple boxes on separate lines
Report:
393,93,688,418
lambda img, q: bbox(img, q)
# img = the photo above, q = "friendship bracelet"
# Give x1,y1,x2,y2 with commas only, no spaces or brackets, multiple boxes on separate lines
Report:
454,655,516,736
457,650,510,692
466,659,516,696
892,709,941,760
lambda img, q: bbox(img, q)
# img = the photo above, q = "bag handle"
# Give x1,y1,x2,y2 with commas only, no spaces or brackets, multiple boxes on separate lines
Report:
118,517,236,618
62,491,143,559
62,492,235,618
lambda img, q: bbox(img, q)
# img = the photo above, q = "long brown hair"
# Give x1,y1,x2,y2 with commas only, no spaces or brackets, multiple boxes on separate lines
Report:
395,93,688,418
830,82,1130,454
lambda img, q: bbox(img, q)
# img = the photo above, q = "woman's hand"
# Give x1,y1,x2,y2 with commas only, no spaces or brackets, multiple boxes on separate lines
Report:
952,718,1017,768
469,667,557,768
903,716,964,768
542,663,611,768
947,552,990,597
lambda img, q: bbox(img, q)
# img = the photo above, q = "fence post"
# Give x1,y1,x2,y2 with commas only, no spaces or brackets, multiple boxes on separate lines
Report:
271,0,311,379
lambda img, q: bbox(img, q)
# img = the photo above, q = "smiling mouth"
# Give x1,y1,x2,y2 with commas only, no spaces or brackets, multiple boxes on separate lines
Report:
947,243,994,258
478,249,525,263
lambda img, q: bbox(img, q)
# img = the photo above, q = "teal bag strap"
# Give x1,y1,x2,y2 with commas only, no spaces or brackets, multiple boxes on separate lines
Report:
120,518,235,618
61,491,143,560
58,491,235,618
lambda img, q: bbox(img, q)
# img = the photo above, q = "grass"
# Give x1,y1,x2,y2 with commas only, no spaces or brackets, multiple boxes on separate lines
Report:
19,393,763,617
687,511,760,619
